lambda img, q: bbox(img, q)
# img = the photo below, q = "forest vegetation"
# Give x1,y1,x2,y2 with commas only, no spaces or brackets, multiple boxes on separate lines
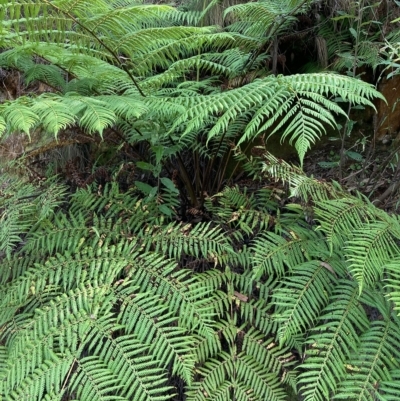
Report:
1,0,400,400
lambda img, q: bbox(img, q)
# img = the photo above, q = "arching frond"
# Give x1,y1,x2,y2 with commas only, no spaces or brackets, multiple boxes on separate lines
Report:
171,73,382,165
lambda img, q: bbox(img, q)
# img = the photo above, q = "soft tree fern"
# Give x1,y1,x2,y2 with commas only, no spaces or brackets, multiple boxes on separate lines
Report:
0,0,383,179
2,162,400,400
0,1,398,401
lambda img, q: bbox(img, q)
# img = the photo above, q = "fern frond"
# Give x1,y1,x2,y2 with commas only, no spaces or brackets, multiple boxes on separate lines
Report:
315,197,381,250
188,326,289,401
149,222,234,264
205,186,273,236
24,63,66,90
172,73,382,165
70,356,125,401
380,369,400,401
2,101,38,137
251,222,330,279
225,0,307,39
0,176,66,259
299,280,370,401
32,96,76,135
334,290,400,400
82,315,173,401
243,327,296,390
2,353,73,401
118,285,196,384
263,154,348,202
382,257,400,313
125,252,217,338
344,220,400,292
272,261,336,346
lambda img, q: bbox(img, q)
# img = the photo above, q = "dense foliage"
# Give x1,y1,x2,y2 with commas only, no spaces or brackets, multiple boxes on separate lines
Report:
1,0,400,400
3,157,400,401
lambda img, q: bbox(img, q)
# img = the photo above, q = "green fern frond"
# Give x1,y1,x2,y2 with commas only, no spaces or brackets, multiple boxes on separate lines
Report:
251,222,330,279
172,73,382,165
22,211,90,255
149,222,234,264
334,291,400,400
0,176,66,259
205,186,274,236
117,286,196,384
125,252,218,338
299,280,370,401
225,0,307,39
2,353,73,401
382,258,400,313
235,353,288,401
187,325,289,401
344,220,400,292
272,260,336,346
30,97,76,135
380,369,400,401
24,63,66,90
315,197,380,249
243,327,296,389
186,351,233,401
81,313,173,401
2,102,38,137
263,153,348,202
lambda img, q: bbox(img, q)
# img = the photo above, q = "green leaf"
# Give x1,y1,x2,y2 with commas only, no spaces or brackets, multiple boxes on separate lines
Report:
135,180,155,195
160,177,179,194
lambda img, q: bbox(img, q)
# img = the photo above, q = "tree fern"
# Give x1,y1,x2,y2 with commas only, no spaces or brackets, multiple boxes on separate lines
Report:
2,170,400,399
0,0,384,166
1,1,400,400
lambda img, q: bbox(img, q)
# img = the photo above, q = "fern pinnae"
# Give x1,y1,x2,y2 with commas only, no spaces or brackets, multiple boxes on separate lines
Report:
149,221,234,263
344,220,400,292
186,350,234,401
299,280,370,401
235,352,288,401
2,353,73,401
9,284,105,344
272,260,336,347
70,356,125,401
83,315,174,401
242,327,295,387
251,224,328,280
334,291,400,400
384,258,400,313
117,287,195,384
315,197,377,250
126,252,218,339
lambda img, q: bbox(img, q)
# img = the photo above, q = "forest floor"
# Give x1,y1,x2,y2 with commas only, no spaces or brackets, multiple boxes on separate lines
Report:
302,132,400,212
